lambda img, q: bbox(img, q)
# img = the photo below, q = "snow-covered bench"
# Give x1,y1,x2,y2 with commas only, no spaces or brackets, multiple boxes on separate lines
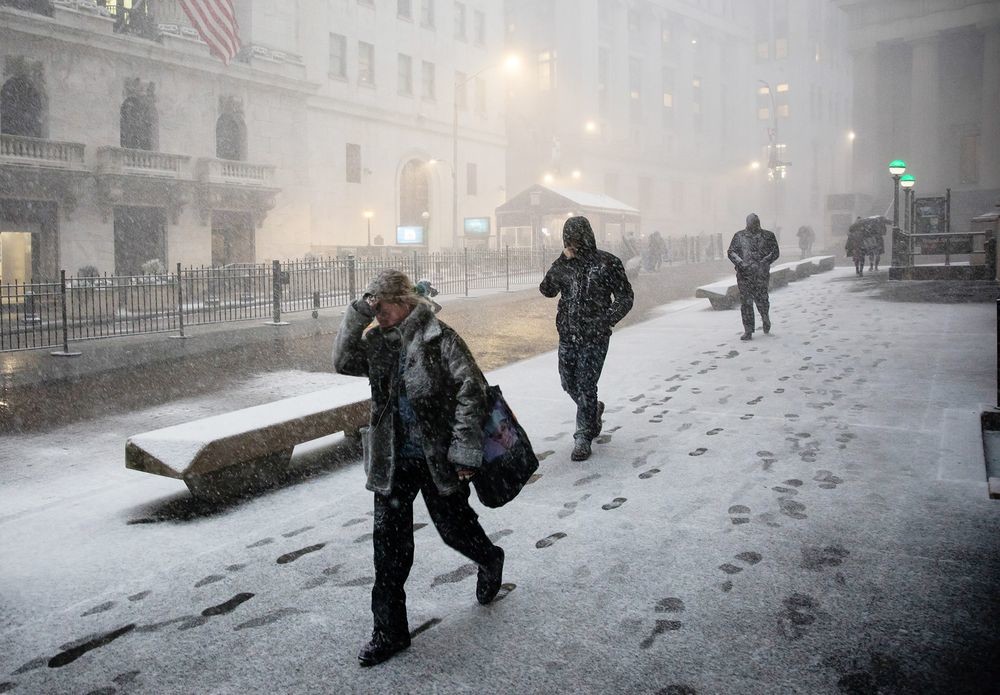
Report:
125,388,370,500
695,255,836,310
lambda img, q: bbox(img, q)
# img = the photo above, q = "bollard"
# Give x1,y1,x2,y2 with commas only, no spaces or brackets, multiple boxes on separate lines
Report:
266,260,289,326
996,299,999,410
312,290,320,319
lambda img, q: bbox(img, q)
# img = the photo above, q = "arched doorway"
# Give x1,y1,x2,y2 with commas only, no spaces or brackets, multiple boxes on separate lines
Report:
120,95,156,150
0,76,44,138
215,113,246,161
399,159,430,245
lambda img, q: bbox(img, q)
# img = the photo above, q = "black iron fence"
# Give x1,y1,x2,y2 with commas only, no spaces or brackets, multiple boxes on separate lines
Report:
1,239,726,353
0,248,554,353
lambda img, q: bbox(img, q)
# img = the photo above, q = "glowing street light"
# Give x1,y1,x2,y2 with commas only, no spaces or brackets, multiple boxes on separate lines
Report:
543,172,555,184
750,161,761,170
848,130,856,142
362,209,374,246
584,120,598,134
571,169,582,180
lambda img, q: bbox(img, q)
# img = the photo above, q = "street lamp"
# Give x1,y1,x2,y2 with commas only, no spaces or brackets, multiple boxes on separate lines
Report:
363,209,373,247
888,159,907,267
451,53,521,249
900,174,915,234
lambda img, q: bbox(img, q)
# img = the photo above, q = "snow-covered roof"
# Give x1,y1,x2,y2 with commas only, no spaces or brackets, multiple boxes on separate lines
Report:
543,186,639,213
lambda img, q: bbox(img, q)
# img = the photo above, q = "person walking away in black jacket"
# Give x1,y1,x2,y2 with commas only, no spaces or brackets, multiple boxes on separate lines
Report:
728,213,780,341
540,216,634,461
333,269,505,667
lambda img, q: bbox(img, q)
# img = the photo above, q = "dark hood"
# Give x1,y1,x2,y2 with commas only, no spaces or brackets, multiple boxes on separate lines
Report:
563,216,597,252
746,213,762,234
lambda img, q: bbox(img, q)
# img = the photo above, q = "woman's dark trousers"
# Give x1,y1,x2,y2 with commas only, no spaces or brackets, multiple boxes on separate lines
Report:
558,335,610,441
371,457,499,638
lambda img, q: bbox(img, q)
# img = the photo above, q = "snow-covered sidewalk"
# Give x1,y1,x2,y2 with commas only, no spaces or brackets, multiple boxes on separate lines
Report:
1,267,997,694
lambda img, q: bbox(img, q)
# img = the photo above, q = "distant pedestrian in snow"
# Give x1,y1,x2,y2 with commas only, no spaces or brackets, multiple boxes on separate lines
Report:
796,225,815,259
333,269,505,667
540,216,634,461
728,213,780,341
644,231,666,272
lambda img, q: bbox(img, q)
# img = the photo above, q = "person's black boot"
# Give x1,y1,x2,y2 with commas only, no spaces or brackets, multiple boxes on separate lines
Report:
358,631,411,667
571,438,592,461
762,314,771,334
476,547,505,605
740,331,753,341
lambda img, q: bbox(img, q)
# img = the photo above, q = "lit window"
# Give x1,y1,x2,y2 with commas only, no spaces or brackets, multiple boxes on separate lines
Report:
663,93,673,108
776,83,789,93
358,42,375,85
758,86,770,95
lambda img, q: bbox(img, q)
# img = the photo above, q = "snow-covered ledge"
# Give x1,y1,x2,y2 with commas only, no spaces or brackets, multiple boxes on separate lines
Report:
51,0,114,34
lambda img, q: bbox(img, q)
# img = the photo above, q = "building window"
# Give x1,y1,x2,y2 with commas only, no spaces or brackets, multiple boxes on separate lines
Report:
120,95,156,150
662,65,674,127
774,0,788,59
475,76,486,114
400,159,430,232
661,18,673,55
216,113,246,161
346,143,362,183
629,57,641,124
474,9,485,45
0,76,44,139
756,41,769,61
628,8,641,36
776,82,789,118
398,54,413,95
604,171,618,198
757,85,771,121
597,46,609,114
454,2,466,40
421,0,435,28
455,71,467,110
466,162,477,195
398,0,412,20
960,133,979,184
358,42,375,86
329,33,347,79
422,61,436,99
538,50,556,91
758,107,770,120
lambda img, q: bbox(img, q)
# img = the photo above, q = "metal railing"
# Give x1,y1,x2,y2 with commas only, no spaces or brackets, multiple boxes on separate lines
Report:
0,249,555,353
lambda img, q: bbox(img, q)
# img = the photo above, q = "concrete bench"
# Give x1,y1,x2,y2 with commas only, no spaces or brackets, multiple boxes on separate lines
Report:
694,279,741,310
695,255,836,310
126,388,370,500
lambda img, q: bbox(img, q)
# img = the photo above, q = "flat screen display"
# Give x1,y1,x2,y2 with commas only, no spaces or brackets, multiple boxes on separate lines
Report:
464,217,491,237
396,226,425,245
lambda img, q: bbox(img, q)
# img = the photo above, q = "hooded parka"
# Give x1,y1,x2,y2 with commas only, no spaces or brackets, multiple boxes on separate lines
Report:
539,216,634,341
333,301,490,496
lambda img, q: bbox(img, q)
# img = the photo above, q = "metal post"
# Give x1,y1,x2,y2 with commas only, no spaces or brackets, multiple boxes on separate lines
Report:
996,299,999,409
348,255,357,301
891,174,902,267
946,187,951,234
50,269,81,357
170,261,188,339
505,245,510,292
463,246,469,297
452,80,460,250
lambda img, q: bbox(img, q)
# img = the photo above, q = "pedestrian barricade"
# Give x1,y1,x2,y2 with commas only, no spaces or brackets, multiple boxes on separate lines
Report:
694,256,834,310
125,388,370,500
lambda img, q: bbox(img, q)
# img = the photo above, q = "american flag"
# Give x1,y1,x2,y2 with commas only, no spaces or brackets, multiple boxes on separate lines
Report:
179,0,241,65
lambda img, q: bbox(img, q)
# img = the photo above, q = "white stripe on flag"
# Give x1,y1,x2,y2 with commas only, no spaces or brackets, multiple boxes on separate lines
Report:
179,0,241,65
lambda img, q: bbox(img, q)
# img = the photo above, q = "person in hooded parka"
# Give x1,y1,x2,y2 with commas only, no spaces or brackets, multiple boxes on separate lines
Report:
333,269,505,667
540,216,634,461
728,213,781,341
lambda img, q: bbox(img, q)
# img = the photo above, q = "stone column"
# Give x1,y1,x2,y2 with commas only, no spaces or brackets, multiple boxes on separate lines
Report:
980,24,1000,189
909,35,941,193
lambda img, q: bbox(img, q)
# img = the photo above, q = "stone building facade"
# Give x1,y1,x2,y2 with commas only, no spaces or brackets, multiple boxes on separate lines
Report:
839,0,1000,228
503,0,853,251
0,0,508,284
